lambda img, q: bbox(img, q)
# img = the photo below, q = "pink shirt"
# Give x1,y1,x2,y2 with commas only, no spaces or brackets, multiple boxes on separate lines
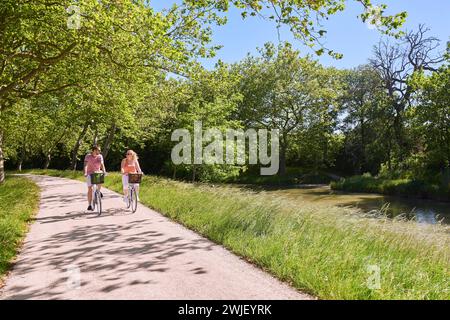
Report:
122,159,137,175
84,154,104,175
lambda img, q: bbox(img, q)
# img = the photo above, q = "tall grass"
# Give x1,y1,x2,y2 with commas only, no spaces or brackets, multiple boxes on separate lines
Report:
0,176,39,280
16,170,450,299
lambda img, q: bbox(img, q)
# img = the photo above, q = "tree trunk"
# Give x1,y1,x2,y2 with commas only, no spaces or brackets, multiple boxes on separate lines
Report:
279,146,286,176
44,127,69,170
16,147,25,172
17,159,23,172
102,122,116,160
44,152,51,170
70,121,89,170
93,127,98,146
278,132,287,176
0,130,5,184
393,103,407,162
387,146,392,171
360,115,366,174
172,165,177,180
323,136,328,170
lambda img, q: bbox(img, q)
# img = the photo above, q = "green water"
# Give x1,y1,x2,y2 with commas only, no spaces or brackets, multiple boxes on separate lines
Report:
261,185,450,225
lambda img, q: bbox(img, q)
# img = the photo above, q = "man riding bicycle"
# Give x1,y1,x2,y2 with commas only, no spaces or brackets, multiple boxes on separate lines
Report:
84,145,107,211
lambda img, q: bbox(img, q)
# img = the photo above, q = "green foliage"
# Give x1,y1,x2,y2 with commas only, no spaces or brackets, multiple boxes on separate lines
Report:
338,65,389,174
234,167,337,185
0,0,409,181
232,0,406,58
0,2,444,190
168,162,242,183
409,63,450,173
235,42,342,173
161,63,244,182
0,176,39,277
331,175,449,201
0,0,228,175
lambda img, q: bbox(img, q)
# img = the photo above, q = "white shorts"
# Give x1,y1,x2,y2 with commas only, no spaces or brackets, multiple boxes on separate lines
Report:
122,175,139,189
86,174,103,187
122,175,129,189
86,175,92,187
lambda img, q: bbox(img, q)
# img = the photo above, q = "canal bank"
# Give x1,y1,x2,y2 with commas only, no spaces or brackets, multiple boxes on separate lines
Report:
6,170,450,299
260,184,450,225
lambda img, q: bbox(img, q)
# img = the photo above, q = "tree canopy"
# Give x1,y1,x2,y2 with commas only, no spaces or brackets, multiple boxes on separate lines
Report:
0,0,428,183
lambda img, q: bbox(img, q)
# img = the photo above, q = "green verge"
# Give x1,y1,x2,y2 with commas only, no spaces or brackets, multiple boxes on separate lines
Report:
0,176,39,280
232,168,338,185
331,175,450,202
17,170,450,299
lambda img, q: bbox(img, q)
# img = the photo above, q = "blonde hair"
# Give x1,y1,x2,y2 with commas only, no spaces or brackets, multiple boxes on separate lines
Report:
126,150,138,161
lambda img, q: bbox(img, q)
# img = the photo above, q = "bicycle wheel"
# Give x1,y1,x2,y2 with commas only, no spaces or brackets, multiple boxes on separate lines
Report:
96,190,102,215
126,188,132,209
130,187,138,213
91,189,96,211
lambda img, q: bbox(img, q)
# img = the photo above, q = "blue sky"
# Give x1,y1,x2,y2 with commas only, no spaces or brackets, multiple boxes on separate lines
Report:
154,0,450,70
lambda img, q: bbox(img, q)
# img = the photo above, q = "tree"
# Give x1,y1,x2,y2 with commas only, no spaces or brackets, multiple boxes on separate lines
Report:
183,0,407,58
339,65,388,174
0,0,228,182
236,42,340,175
369,25,444,164
171,62,243,181
0,0,407,182
409,55,450,179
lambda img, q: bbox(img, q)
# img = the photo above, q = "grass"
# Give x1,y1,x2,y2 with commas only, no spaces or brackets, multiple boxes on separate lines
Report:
331,175,450,202
13,169,450,299
0,176,40,280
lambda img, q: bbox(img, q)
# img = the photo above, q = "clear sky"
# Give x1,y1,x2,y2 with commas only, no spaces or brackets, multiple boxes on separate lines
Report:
154,0,450,70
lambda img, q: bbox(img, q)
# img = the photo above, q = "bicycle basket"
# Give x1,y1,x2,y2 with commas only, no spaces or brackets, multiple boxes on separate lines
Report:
128,173,142,184
90,172,105,184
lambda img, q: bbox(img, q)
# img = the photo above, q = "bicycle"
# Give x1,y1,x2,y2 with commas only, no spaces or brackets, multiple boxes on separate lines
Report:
90,172,105,216
126,173,142,213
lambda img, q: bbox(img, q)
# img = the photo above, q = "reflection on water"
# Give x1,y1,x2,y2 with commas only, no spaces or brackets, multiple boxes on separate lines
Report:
261,185,450,225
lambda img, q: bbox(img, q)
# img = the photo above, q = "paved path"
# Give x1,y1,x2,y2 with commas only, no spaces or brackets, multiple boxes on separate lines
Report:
0,175,311,300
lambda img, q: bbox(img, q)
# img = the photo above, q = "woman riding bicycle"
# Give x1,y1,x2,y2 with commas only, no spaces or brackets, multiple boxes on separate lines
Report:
121,149,143,204
84,145,107,211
